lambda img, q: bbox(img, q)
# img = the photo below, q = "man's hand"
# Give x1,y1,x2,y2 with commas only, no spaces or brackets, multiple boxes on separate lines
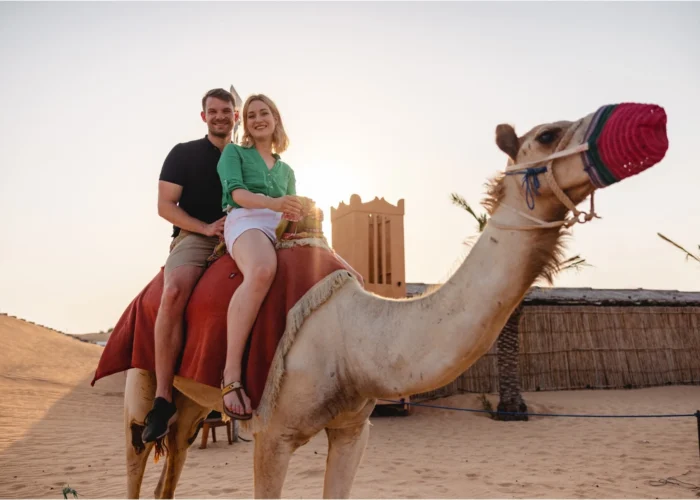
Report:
271,195,303,217
202,216,226,238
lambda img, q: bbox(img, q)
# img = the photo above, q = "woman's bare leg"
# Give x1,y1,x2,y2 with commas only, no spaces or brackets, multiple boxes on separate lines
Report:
223,229,277,416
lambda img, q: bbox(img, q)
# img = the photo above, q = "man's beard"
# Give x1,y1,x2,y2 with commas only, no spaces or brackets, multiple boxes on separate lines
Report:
209,122,232,138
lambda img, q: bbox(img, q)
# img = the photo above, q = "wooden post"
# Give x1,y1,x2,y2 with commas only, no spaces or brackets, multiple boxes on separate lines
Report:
695,411,700,459
199,423,210,449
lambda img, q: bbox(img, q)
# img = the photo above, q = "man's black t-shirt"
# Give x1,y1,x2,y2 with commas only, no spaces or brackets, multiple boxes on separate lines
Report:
159,136,226,237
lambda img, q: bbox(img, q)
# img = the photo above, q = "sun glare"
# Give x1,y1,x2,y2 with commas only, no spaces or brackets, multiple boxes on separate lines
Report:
292,159,380,247
296,161,371,214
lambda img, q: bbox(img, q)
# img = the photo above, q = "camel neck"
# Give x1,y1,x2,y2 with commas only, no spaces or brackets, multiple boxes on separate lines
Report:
349,203,561,400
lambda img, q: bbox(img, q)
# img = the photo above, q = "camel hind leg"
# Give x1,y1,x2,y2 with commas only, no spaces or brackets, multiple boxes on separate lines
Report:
124,368,210,498
124,369,158,499
125,409,156,499
153,391,209,498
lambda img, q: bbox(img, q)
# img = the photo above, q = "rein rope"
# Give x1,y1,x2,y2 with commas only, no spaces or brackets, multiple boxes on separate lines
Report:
506,166,547,210
489,121,601,231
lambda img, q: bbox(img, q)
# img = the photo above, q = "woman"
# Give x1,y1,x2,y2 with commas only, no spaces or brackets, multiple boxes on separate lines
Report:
217,94,302,420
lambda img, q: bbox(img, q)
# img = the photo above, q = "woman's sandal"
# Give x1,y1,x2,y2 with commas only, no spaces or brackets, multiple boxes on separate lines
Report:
221,380,253,420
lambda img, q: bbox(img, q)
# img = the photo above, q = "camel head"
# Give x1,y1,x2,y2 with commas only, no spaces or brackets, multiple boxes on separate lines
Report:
485,103,669,230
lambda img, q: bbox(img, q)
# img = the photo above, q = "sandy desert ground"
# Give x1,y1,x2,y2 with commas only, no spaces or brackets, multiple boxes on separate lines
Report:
1,314,699,499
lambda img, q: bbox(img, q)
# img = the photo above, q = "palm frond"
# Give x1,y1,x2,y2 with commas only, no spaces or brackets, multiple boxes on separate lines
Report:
450,193,488,232
559,254,591,273
657,233,700,263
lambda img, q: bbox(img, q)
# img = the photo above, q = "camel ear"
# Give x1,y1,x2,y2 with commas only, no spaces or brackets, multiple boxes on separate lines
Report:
495,124,519,161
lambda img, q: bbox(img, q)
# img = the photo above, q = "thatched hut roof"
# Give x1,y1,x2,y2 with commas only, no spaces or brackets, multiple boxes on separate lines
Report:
523,287,700,307
406,283,700,307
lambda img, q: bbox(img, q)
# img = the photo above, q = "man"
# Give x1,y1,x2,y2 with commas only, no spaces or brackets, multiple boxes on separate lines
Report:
141,88,237,442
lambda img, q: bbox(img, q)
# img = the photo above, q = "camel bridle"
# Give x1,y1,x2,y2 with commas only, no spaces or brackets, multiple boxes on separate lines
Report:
488,120,601,231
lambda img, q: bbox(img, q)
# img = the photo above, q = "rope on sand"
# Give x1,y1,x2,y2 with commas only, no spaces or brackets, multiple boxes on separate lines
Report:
648,470,700,497
378,399,700,459
378,398,696,418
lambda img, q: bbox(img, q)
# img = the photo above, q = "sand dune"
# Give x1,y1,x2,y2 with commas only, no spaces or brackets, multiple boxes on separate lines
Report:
0,314,699,498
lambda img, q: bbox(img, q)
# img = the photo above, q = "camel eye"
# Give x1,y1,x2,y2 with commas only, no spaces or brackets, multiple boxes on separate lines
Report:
536,129,558,145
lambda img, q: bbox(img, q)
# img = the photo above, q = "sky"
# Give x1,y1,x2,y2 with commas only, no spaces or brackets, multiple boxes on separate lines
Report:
1,1,698,334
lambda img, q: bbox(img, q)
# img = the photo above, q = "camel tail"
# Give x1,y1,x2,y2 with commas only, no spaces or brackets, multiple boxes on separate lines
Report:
153,437,169,464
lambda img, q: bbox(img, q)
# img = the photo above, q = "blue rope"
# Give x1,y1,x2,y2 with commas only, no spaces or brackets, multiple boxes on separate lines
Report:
378,399,696,419
505,166,547,210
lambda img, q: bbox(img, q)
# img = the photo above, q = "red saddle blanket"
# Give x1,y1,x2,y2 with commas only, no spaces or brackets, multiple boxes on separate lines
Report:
91,245,352,411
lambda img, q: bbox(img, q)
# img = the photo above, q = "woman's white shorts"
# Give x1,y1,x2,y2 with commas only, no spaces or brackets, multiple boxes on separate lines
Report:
223,208,283,257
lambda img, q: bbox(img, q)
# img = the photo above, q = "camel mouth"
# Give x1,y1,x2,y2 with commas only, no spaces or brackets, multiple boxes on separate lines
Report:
582,103,668,188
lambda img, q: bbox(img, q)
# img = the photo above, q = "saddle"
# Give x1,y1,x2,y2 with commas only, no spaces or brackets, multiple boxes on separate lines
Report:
206,196,325,265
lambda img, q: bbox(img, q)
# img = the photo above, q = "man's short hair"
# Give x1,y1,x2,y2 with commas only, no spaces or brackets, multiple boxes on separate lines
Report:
202,88,235,111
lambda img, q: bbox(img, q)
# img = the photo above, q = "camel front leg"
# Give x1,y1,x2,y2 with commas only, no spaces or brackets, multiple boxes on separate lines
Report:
322,419,370,499
253,430,299,499
153,392,209,499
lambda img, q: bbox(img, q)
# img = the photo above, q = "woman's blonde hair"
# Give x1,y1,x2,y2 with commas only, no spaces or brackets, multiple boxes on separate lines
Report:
241,94,289,154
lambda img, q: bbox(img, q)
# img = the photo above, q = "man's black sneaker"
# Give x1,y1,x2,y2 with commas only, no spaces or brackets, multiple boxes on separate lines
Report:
141,397,177,443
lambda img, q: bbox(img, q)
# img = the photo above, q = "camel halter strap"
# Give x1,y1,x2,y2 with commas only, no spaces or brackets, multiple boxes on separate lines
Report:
489,121,601,231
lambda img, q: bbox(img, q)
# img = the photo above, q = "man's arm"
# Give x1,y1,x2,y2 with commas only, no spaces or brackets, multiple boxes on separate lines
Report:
158,181,224,237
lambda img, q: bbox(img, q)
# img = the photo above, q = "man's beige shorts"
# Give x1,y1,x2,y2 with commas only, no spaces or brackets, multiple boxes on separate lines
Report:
164,230,219,274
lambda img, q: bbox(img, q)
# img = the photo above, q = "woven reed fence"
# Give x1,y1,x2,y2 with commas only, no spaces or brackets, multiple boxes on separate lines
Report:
412,290,700,400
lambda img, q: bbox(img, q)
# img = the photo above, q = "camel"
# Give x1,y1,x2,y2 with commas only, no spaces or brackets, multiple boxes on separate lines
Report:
121,102,668,498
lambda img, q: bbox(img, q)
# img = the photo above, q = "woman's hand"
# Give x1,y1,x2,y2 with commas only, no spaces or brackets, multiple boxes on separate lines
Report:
271,195,303,217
